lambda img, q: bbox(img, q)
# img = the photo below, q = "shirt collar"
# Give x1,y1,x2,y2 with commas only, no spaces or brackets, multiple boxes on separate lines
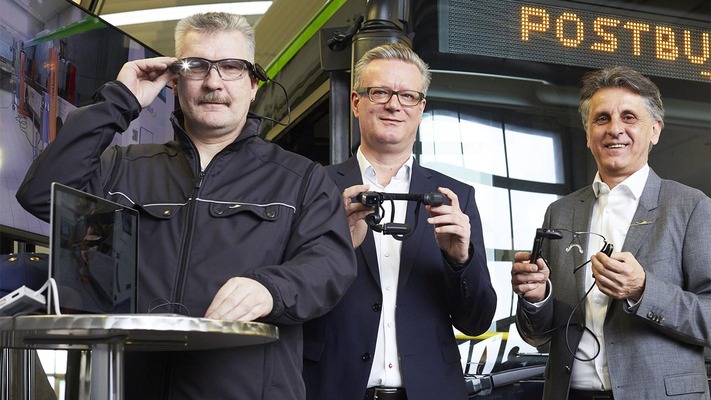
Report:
592,164,649,200
356,147,413,183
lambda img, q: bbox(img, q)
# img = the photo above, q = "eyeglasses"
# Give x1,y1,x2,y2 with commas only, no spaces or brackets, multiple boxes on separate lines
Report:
170,57,255,81
358,87,425,107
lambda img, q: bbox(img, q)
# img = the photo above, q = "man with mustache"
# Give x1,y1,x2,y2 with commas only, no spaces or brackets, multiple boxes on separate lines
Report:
17,12,356,400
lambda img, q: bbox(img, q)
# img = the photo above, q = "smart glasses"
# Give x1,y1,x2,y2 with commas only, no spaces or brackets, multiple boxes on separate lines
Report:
170,57,255,81
358,87,425,107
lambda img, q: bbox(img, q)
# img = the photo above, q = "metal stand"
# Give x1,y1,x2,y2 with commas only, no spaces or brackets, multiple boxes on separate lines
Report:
0,315,278,400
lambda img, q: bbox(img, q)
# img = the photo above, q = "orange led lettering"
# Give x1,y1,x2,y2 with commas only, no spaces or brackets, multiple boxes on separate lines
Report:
591,17,621,52
556,12,584,47
521,6,549,41
656,26,679,60
623,21,651,56
683,30,710,65
518,4,711,81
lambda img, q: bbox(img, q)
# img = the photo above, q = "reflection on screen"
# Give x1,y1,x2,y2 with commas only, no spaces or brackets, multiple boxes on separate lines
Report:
0,0,174,238
52,186,137,313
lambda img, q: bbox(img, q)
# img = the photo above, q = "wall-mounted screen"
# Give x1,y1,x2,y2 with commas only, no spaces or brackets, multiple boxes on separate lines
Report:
0,0,175,242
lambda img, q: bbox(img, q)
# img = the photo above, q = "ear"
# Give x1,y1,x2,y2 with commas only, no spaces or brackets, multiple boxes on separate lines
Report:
250,76,259,99
351,91,361,117
171,78,179,95
650,120,662,145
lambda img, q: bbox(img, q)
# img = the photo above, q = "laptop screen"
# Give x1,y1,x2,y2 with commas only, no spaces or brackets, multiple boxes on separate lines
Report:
49,183,139,314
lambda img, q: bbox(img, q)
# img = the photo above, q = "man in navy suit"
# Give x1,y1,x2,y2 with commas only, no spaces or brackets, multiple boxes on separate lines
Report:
302,43,497,400
511,66,711,399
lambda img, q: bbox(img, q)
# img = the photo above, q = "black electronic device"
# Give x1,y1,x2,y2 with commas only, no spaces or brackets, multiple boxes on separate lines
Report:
353,191,450,207
168,57,269,82
601,242,613,257
529,228,563,262
354,191,450,240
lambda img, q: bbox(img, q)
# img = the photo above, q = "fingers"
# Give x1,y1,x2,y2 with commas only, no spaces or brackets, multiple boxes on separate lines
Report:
427,188,468,229
591,252,646,300
511,252,549,302
205,278,274,322
116,57,178,107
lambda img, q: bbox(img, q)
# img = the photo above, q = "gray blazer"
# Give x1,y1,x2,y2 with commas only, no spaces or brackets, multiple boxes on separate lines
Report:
516,169,711,400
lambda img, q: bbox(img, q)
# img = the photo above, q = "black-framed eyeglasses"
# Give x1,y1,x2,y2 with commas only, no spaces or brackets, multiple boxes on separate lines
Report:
170,57,255,81
358,87,425,107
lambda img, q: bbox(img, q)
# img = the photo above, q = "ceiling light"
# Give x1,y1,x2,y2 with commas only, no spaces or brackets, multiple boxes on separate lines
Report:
100,2,272,27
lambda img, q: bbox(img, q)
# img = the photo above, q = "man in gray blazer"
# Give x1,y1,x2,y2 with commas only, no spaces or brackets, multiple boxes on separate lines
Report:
511,66,711,400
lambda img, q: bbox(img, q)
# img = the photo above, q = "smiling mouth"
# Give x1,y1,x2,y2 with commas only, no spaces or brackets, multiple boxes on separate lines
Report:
380,118,402,123
606,143,627,149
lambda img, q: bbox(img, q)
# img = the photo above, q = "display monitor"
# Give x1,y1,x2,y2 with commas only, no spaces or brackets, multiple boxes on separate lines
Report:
0,0,175,243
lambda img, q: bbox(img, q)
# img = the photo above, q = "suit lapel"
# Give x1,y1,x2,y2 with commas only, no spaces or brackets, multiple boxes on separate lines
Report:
398,163,436,290
335,158,382,286
623,171,661,256
572,189,596,303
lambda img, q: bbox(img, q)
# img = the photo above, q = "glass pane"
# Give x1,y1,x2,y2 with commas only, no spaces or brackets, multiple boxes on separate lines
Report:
472,184,512,250
461,115,506,176
505,128,564,183
510,190,561,251
488,261,516,321
419,109,507,177
420,109,463,167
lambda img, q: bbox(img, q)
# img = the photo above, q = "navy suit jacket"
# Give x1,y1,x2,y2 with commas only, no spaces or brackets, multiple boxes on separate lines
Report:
303,156,497,400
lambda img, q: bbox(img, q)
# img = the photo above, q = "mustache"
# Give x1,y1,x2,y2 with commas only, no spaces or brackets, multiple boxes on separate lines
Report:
198,92,231,104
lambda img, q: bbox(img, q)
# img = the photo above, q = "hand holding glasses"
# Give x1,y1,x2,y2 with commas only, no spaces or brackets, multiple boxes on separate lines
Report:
528,227,614,362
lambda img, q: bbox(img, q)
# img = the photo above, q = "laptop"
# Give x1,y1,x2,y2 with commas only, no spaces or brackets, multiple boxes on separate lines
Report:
49,183,139,314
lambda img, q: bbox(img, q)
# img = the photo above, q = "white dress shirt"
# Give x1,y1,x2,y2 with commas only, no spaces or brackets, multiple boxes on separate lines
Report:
357,148,413,388
570,164,649,390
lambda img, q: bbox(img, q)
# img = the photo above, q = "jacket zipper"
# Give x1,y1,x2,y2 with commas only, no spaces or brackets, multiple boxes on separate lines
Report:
172,163,206,313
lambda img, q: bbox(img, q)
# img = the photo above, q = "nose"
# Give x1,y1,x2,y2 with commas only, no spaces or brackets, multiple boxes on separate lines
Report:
203,65,224,88
607,116,625,137
384,92,402,110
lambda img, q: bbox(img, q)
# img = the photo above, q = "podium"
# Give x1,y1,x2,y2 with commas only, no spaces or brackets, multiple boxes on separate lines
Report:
0,314,278,400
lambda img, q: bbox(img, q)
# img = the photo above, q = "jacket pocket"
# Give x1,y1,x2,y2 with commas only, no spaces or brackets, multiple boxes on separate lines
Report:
209,202,282,222
664,373,708,395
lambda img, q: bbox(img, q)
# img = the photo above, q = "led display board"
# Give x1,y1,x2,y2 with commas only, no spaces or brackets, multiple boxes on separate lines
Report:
440,0,710,82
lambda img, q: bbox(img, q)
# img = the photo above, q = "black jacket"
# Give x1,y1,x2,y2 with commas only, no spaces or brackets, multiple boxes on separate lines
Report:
17,81,357,400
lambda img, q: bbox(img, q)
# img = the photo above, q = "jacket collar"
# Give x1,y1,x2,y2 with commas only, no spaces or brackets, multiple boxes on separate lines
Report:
169,109,263,148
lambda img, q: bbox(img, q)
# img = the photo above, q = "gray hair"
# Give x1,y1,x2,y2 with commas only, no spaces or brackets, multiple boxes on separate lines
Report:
578,66,664,129
175,12,255,61
352,42,431,95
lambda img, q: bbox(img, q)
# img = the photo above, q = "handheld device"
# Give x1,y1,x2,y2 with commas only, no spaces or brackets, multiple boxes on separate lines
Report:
352,191,450,207
529,228,563,262
353,191,450,239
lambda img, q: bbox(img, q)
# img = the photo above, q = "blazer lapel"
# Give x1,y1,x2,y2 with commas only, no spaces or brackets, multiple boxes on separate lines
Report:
398,163,437,290
623,170,661,256
335,158,382,286
571,188,596,302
